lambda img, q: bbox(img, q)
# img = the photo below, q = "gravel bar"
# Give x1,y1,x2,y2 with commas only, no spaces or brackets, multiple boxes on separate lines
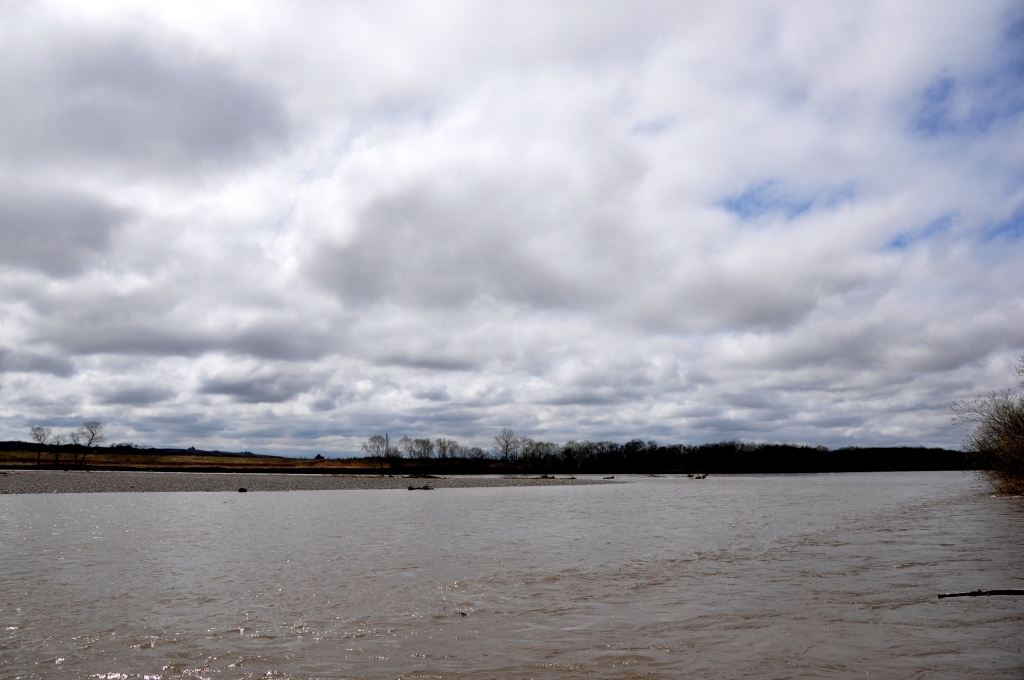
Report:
0,470,612,494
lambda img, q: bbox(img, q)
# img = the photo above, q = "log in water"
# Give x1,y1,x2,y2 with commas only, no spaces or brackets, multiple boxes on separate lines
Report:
938,589,1024,598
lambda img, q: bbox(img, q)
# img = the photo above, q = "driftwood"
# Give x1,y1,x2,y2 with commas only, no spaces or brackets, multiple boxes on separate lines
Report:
938,589,1024,599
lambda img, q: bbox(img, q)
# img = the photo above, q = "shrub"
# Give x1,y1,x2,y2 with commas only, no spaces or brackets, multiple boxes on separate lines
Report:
952,354,1024,493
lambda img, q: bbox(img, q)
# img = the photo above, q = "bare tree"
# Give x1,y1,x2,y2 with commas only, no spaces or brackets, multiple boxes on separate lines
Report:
57,430,80,466
29,426,51,465
521,439,558,466
73,421,106,466
952,353,1024,493
410,438,435,459
435,438,461,463
45,433,66,466
398,435,415,459
29,425,52,445
81,421,106,447
384,434,404,467
518,436,536,462
361,434,389,469
493,428,521,464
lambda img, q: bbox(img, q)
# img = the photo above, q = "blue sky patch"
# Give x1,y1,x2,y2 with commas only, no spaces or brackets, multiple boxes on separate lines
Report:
911,21,1024,139
983,206,1024,242
721,180,855,221
887,215,954,250
912,76,960,136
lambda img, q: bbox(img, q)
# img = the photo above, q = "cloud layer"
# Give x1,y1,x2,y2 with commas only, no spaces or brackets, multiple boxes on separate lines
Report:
2,1,1023,454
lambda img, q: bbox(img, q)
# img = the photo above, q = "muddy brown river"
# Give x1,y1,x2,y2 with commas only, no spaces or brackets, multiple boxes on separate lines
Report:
1,472,1021,678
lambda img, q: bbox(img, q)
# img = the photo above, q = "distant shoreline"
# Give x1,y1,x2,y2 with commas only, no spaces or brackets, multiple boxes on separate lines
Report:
0,441,972,476
0,469,613,494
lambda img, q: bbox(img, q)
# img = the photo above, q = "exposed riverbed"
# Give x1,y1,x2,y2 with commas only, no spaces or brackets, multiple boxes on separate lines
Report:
0,469,608,494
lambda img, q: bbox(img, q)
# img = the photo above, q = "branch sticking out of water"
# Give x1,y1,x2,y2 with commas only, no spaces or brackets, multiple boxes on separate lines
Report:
937,589,1024,599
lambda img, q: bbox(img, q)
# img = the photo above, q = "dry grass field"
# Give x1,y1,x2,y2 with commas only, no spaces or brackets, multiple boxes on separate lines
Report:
0,448,378,473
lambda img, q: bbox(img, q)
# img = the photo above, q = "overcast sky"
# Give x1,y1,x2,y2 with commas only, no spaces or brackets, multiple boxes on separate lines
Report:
1,1,1022,454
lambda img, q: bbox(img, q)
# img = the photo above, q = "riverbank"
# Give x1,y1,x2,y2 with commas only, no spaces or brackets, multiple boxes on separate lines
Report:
0,469,610,494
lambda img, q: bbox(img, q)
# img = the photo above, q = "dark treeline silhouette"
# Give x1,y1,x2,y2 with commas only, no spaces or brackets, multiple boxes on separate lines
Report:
359,430,970,474
3,432,969,474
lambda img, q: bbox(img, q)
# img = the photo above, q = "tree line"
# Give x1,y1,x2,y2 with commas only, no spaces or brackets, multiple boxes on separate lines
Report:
360,433,490,469
360,427,968,474
27,421,106,466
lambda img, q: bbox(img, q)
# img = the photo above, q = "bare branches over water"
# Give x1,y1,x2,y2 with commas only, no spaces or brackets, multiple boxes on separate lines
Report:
952,353,1024,494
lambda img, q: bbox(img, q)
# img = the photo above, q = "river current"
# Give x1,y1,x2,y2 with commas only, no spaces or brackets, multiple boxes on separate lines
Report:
1,472,1022,678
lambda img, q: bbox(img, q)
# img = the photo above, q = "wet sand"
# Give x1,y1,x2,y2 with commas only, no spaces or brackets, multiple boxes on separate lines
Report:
0,469,610,494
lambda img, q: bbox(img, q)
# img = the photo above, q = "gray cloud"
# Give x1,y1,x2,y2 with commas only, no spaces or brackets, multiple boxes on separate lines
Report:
0,19,287,176
375,353,479,372
413,385,450,402
304,163,877,335
310,185,590,310
200,368,321,404
0,2,1022,455
123,412,231,442
543,391,635,407
0,186,127,275
0,347,74,376
98,385,175,406
230,325,343,362
24,289,342,361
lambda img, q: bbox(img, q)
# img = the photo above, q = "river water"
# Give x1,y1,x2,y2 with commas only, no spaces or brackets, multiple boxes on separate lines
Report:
1,472,1022,678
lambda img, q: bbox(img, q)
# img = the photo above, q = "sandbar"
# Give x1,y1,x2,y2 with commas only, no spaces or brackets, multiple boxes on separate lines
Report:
0,469,611,494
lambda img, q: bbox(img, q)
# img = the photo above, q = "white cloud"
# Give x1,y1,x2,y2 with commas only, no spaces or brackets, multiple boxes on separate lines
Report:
1,0,1022,453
